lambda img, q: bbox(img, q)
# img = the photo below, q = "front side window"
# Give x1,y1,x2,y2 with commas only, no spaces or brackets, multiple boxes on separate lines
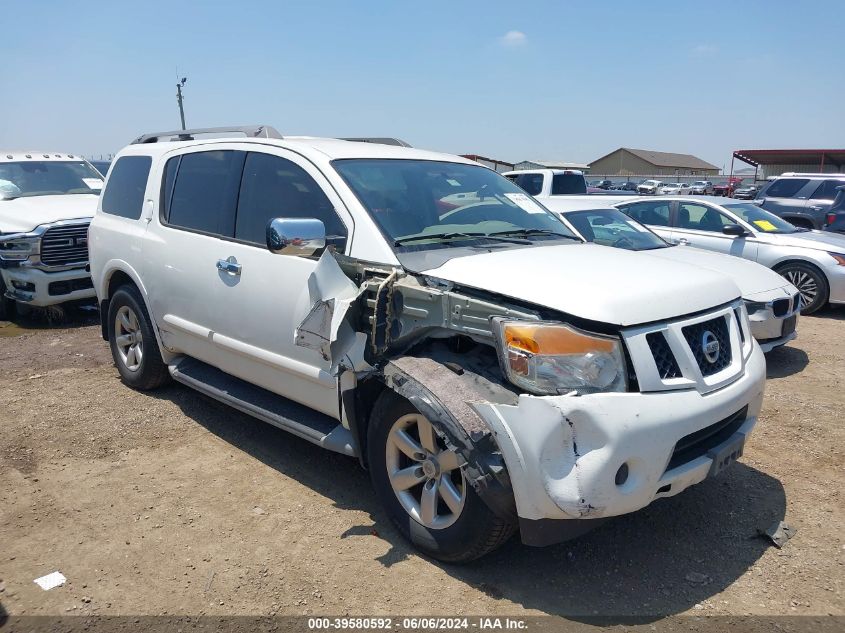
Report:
101,156,151,219
166,150,243,236
0,160,103,198
620,200,671,226
235,152,346,247
564,209,667,251
765,178,809,198
676,203,738,232
333,159,575,251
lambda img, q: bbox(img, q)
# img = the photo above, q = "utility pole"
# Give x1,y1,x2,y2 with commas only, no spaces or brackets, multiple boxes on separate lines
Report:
176,77,187,130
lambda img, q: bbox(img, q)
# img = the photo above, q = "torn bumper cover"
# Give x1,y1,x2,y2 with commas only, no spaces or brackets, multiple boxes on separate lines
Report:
474,343,766,546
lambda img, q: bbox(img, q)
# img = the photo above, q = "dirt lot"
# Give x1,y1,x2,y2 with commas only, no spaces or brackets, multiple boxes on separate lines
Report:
0,306,843,622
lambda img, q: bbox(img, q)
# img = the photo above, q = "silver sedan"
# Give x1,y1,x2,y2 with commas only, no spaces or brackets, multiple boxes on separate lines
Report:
614,195,845,314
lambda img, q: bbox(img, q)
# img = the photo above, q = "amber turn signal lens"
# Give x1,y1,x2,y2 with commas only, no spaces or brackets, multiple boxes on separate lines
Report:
503,322,616,355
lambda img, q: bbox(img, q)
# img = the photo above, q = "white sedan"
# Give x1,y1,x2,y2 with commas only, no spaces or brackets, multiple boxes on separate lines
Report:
557,206,800,352
660,182,692,195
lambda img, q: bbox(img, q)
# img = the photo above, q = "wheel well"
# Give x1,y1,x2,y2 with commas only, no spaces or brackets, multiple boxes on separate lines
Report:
784,217,814,229
100,270,139,340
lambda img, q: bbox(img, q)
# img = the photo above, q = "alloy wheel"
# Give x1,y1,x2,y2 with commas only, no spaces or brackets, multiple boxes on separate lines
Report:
385,413,466,529
784,269,818,307
114,305,144,372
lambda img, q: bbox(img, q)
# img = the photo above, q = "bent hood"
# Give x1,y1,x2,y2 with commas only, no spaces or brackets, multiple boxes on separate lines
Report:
419,242,741,327
642,246,794,297
0,194,98,234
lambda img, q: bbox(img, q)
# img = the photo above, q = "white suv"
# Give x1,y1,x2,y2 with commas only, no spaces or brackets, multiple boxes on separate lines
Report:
88,126,766,562
0,152,102,318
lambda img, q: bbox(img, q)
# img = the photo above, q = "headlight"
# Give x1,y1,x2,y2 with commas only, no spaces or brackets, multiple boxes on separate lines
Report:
828,252,845,266
0,235,38,261
491,319,627,395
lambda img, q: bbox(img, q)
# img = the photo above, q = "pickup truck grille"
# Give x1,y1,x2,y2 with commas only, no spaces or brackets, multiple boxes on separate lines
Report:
646,332,682,379
682,316,732,376
40,223,90,267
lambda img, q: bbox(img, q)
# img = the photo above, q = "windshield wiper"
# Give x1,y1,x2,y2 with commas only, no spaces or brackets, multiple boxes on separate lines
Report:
488,228,582,241
394,232,530,246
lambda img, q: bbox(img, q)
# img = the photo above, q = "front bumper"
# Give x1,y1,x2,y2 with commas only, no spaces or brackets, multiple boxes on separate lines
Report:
826,263,845,305
1,265,95,307
474,341,766,544
745,291,800,352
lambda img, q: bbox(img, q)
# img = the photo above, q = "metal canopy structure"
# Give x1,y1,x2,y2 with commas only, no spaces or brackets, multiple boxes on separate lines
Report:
733,149,845,170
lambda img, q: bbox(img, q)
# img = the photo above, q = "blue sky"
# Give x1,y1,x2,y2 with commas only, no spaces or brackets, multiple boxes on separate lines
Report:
2,0,842,170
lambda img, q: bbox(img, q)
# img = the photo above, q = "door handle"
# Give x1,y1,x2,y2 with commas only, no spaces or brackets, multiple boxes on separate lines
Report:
809,206,823,211
677,238,689,245
216,257,242,275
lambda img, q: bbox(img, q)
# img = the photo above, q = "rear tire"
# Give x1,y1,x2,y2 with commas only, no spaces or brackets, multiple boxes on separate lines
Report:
107,286,170,390
367,390,515,563
776,262,829,314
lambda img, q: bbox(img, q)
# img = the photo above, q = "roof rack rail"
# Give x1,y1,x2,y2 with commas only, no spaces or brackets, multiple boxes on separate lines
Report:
131,125,283,144
340,137,412,148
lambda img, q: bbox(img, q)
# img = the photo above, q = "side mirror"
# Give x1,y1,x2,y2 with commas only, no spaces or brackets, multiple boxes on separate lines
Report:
266,217,326,257
722,224,747,237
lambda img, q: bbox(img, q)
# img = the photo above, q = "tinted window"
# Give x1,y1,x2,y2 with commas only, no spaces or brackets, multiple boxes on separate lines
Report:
512,173,543,195
765,178,809,198
167,151,243,236
810,179,845,200
676,203,737,232
235,152,346,247
551,173,587,195
620,201,671,226
101,156,151,219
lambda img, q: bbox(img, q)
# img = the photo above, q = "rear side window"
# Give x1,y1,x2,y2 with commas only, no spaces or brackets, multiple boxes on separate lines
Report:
166,151,244,236
810,179,845,200
100,156,151,219
765,178,809,198
551,173,587,195
620,201,671,226
512,173,543,195
235,152,346,247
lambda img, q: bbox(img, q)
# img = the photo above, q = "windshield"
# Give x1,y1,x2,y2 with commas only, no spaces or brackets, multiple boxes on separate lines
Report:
551,173,587,195
564,208,668,251
724,203,801,233
642,180,659,186
0,161,103,198
333,159,578,250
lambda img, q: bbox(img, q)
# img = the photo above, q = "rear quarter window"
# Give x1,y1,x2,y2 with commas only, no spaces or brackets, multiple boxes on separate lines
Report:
100,156,152,219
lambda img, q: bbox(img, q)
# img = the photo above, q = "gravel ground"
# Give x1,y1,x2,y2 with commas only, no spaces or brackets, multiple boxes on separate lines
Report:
0,306,842,622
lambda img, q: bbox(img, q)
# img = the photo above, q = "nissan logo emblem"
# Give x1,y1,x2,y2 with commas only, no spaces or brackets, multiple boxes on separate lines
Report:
701,330,720,364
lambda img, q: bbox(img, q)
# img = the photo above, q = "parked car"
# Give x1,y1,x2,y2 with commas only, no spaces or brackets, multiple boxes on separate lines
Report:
713,178,744,197
503,168,587,195
636,179,663,195
0,152,102,319
89,125,765,561
612,181,639,192
733,184,761,200
689,181,714,195
659,182,691,195
593,179,613,190
615,195,845,313
754,173,845,230
824,185,845,233
556,207,800,352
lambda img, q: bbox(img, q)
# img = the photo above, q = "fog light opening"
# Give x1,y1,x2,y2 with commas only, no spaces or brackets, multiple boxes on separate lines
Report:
615,462,629,486
11,280,35,292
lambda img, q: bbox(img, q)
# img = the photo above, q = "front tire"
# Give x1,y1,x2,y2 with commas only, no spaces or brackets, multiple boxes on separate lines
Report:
777,262,829,314
107,286,170,390
0,277,14,321
367,390,515,563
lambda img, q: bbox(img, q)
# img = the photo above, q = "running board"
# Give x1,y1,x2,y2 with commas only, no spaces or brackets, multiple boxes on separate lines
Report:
169,358,356,456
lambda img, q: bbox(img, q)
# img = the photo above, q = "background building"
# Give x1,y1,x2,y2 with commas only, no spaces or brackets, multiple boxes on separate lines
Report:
589,147,719,177
732,149,845,180
460,154,514,173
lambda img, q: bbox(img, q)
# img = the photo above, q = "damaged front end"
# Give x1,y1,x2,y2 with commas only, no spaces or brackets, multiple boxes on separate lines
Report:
294,250,767,547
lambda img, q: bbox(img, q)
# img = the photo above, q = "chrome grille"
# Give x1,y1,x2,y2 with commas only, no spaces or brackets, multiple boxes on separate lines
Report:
792,293,801,313
39,223,90,267
682,316,732,377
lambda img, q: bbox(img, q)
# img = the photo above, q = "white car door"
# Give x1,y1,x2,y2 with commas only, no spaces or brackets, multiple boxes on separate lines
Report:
672,201,759,260
196,147,354,418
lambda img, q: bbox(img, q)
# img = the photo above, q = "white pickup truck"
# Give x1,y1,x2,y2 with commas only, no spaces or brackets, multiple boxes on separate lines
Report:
89,127,766,562
0,152,102,319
